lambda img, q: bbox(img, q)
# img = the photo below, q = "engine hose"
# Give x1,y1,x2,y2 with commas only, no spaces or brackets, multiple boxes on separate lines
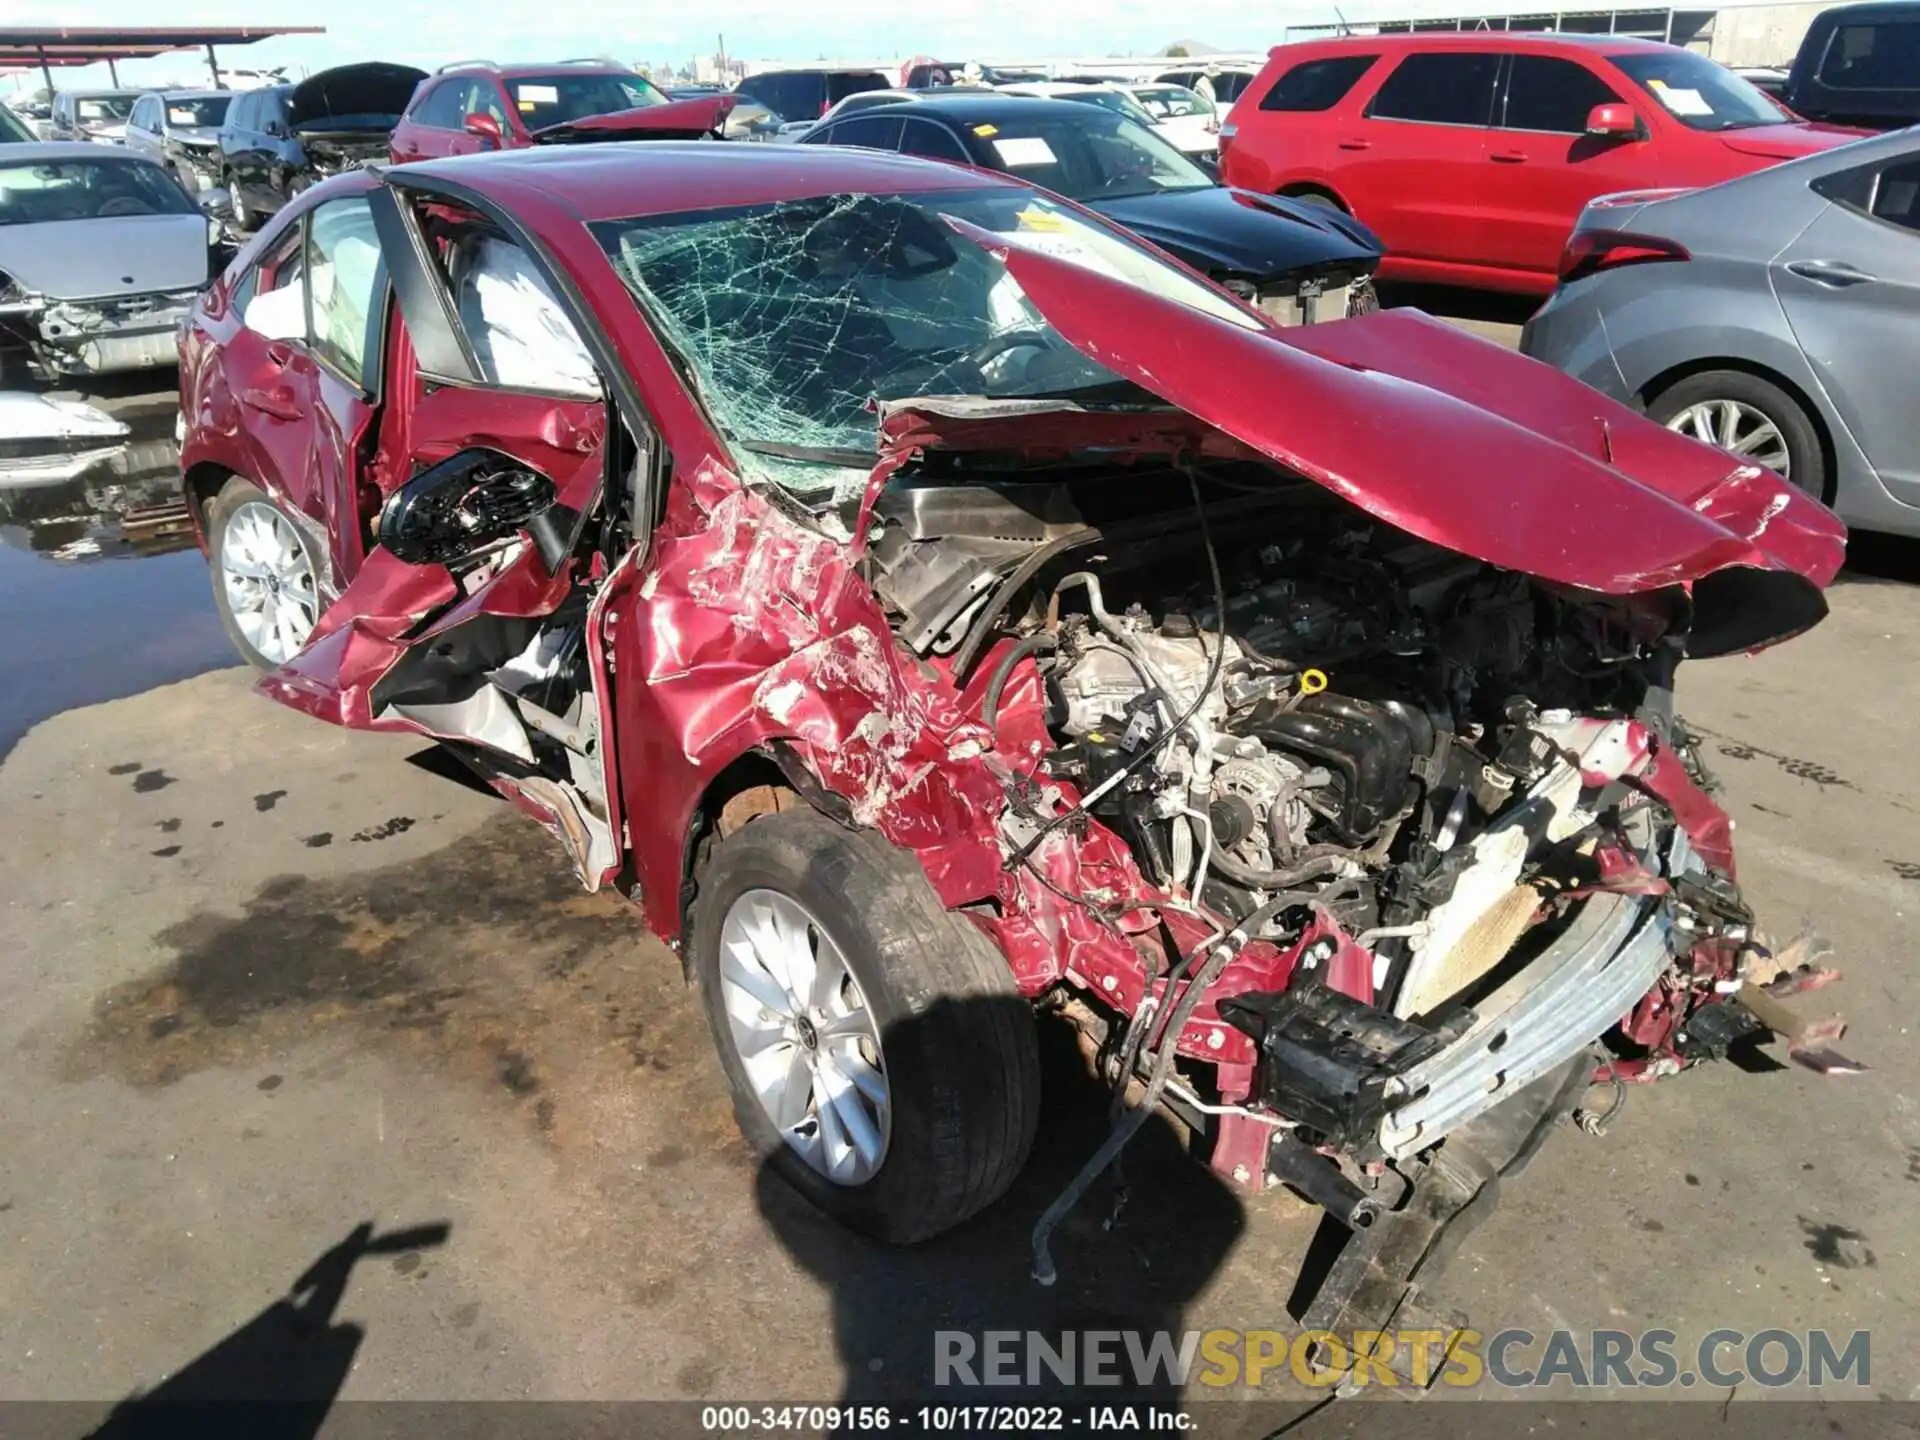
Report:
1032,890,1297,1286
1032,934,1237,1286
981,633,1059,739
1207,842,1372,891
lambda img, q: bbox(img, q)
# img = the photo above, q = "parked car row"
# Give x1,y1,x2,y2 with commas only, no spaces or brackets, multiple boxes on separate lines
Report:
8,16,1916,535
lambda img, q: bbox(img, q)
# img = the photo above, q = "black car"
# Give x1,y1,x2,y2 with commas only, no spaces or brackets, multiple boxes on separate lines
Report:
1780,1,1920,128
216,63,426,229
733,68,891,125
799,94,1383,323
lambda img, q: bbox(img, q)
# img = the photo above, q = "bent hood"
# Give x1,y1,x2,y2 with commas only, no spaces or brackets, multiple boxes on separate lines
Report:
0,215,210,299
1718,121,1869,161
530,94,737,143
1088,186,1381,279
879,220,1844,645
289,62,428,131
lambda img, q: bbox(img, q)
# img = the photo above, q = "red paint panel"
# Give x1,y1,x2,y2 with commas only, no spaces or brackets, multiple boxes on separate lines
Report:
955,223,1844,598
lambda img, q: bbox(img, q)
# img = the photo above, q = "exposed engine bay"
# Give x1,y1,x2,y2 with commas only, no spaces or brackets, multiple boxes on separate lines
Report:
1,278,203,380
866,462,1851,1195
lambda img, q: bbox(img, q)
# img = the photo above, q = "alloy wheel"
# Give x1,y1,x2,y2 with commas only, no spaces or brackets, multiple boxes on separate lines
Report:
221,500,318,664
717,888,891,1185
1664,399,1791,479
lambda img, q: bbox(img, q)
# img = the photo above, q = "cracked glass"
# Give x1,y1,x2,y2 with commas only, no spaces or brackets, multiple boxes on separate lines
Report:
593,187,1258,505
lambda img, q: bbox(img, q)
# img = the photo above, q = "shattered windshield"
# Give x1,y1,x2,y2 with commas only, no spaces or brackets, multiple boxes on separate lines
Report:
592,187,1258,503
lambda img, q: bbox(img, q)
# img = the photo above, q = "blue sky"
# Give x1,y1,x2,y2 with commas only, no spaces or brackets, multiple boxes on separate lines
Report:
3,0,1357,91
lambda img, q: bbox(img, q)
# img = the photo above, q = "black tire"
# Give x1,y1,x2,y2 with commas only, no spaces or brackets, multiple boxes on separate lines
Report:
1283,188,1347,212
689,808,1040,1244
205,475,323,672
1646,369,1826,500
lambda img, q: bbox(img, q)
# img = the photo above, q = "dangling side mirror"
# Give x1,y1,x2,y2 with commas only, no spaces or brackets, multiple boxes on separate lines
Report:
378,448,564,569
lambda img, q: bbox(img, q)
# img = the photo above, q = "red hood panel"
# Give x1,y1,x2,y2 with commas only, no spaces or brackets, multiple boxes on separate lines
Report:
1718,122,1869,160
532,94,735,140
951,222,1844,597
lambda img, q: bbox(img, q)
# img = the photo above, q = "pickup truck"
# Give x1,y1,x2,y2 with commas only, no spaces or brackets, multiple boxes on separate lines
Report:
1770,1,1920,129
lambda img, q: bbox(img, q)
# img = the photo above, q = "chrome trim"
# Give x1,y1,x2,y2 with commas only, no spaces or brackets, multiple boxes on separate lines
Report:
1378,894,1671,1160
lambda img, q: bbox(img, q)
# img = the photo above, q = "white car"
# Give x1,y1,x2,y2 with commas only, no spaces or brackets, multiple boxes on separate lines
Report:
995,82,1163,130
1152,64,1261,108
1122,83,1220,157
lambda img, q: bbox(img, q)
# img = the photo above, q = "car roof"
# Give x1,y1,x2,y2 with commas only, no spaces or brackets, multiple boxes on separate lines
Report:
880,94,1114,122
144,89,228,100
489,63,642,79
1269,31,1675,56
1811,1,1920,16
0,140,163,163
748,66,890,77
403,139,1016,220
61,88,145,99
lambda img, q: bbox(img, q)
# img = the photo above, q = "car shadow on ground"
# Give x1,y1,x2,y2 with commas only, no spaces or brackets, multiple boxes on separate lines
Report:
753,994,1251,1411
82,1220,450,1440
1836,531,1920,588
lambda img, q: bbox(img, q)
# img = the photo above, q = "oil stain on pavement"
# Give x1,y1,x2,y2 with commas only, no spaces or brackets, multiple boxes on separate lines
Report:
63,812,728,1156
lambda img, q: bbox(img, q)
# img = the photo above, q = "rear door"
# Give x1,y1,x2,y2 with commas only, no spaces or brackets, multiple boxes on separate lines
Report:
1774,147,1920,494
224,195,388,590
1478,52,1645,281
1347,49,1504,270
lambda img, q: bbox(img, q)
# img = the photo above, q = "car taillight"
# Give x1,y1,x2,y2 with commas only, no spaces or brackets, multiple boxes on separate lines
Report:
1218,120,1236,157
1558,229,1689,285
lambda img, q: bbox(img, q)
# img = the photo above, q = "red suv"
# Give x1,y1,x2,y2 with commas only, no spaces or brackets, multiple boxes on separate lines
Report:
1222,34,1866,294
388,60,732,161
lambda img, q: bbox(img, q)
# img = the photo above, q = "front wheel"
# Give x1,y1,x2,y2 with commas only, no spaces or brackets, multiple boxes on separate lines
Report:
206,476,323,671
689,808,1040,1244
1646,370,1825,498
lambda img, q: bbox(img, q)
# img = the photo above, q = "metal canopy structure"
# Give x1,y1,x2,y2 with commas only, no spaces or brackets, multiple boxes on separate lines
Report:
1,26,324,93
1282,7,1719,45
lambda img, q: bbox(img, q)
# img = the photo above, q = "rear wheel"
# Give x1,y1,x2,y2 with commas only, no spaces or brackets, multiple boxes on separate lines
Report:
1646,370,1825,498
1282,187,1347,213
206,476,322,671
225,172,256,231
689,808,1040,1244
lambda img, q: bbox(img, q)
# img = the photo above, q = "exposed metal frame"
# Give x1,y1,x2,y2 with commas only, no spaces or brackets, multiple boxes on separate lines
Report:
1,26,323,98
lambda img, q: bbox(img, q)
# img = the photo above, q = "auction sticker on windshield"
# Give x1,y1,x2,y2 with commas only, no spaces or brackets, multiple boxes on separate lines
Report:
993,137,1057,168
1647,79,1714,116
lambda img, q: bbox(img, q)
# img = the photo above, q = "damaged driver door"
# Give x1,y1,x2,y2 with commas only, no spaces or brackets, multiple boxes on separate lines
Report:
261,182,635,888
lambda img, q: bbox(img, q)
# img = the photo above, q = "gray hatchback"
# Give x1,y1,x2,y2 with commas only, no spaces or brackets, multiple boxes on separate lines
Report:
1522,127,1920,537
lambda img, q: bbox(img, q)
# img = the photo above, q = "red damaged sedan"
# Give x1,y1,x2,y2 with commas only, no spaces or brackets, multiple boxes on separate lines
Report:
178,144,1854,1352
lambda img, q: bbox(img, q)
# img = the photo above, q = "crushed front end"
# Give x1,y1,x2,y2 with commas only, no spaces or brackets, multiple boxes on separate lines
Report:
2,285,201,378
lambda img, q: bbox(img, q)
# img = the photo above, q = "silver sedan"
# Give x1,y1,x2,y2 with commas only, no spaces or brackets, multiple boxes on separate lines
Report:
1522,126,1920,537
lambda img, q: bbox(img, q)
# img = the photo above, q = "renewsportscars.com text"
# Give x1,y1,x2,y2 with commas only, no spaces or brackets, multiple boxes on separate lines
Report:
934,1327,1871,1390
